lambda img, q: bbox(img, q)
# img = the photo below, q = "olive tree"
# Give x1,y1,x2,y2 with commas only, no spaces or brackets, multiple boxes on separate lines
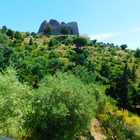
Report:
24,73,97,140
73,37,87,49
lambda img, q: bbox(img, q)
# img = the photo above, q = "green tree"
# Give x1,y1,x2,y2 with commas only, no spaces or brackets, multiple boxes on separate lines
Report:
0,32,16,70
44,26,52,36
134,48,140,58
119,64,129,109
1,25,7,34
100,61,110,78
0,67,33,138
73,37,87,49
48,51,59,59
68,50,86,66
61,27,68,36
48,39,54,49
48,38,59,50
120,44,127,50
24,73,97,140
14,31,22,40
47,58,64,74
128,64,136,82
29,38,33,45
0,32,9,45
6,29,14,39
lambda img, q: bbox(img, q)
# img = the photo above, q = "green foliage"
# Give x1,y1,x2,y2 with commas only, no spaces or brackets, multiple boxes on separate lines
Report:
1,25,7,34
0,32,9,45
44,26,52,36
73,65,96,84
24,73,98,140
17,56,48,86
61,27,68,35
100,61,110,78
106,64,139,111
120,44,127,50
68,52,86,66
0,27,140,139
47,58,64,74
28,38,33,45
0,32,16,70
134,48,140,58
100,114,140,140
14,31,22,40
31,32,37,38
48,51,59,59
68,48,90,66
48,38,59,50
63,37,73,46
6,29,14,39
0,67,33,138
73,37,88,49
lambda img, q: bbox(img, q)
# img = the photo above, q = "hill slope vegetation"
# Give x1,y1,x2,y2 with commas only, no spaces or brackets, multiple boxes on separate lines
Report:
0,27,140,139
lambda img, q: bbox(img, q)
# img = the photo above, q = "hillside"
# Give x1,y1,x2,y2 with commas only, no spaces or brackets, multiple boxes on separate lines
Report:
0,27,140,139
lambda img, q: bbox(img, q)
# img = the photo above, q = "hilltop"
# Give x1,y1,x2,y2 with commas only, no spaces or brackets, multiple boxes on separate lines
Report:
0,26,140,139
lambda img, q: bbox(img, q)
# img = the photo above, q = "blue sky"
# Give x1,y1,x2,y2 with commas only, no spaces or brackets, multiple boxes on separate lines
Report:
1,0,140,49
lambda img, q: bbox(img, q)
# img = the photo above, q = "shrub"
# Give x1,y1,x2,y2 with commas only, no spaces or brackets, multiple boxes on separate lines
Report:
14,31,22,40
134,48,140,58
73,37,87,49
0,67,33,138
24,73,98,140
48,38,60,50
72,65,95,84
100,113,140,140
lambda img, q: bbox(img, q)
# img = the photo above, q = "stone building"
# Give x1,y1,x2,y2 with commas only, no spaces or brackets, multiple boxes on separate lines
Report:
38,19,79,35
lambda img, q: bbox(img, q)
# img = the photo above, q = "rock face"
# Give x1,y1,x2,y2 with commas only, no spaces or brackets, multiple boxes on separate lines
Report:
38,19,79,35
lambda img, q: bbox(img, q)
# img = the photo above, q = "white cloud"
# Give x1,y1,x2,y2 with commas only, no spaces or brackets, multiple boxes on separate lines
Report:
90,32,122,41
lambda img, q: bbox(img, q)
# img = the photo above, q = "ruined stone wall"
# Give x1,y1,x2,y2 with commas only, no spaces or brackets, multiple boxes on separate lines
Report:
66,22,79,35
38,19,79,35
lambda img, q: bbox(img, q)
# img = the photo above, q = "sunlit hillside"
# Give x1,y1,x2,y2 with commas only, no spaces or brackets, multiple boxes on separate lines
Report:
0,27,140,139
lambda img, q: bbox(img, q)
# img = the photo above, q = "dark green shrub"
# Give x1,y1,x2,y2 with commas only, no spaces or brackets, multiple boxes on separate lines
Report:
120,44,127,50
73,65,95,84
6,29,14,39
14,31,22,40
73,37,87,49
47,58,64,74
48,38,59,50
48,51,59,59
134,48,140,58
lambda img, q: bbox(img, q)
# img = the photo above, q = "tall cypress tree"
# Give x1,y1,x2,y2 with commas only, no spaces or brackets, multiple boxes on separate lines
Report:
131,65,136,82
119,63,129,109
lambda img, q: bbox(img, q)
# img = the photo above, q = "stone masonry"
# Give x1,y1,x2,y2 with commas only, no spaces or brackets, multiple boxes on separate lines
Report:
38,19,79,35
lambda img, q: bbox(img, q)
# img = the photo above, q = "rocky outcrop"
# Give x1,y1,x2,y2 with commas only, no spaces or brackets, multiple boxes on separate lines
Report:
49,19,60,26
38,20,48,33
38,19,79,35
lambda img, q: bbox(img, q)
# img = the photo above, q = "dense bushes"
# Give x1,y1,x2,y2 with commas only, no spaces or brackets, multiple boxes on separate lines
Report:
0,67,33,138
0,68,100,139
0,29,140,139
98,110,140,139
24,73,98,140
